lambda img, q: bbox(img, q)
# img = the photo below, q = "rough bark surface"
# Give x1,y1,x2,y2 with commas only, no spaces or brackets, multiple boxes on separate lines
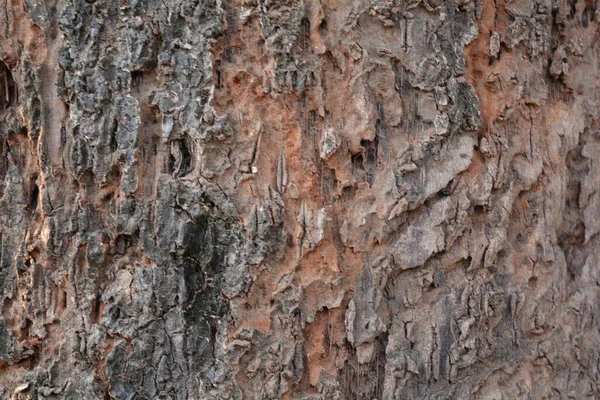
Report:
0,0,599,398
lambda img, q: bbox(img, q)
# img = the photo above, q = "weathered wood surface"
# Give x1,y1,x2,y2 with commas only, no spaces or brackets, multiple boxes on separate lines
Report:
0,0,599,398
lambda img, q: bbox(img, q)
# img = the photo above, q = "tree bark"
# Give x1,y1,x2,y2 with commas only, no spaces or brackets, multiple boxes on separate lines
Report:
0,0,599,398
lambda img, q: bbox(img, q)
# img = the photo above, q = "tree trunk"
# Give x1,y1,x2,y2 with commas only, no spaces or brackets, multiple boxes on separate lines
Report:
0,0,599,398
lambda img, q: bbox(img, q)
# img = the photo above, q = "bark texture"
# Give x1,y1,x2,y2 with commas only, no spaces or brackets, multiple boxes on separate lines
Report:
0,0,599,398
